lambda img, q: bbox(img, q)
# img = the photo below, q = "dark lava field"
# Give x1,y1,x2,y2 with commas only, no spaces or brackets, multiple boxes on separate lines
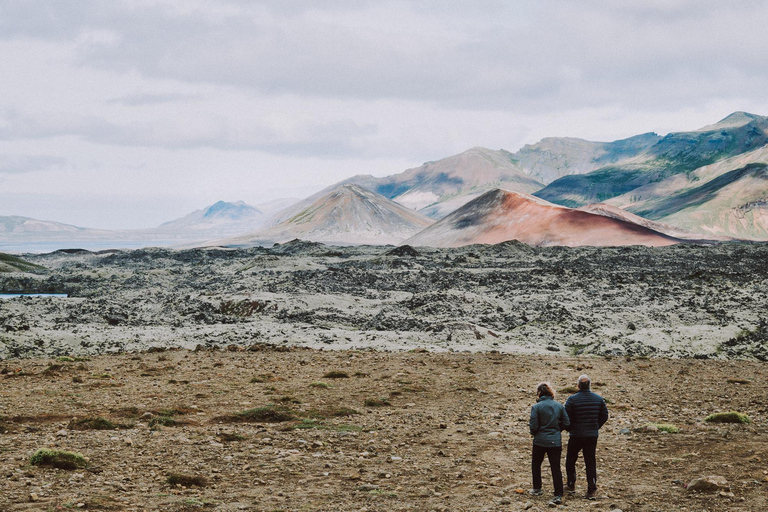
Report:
1,240,767,361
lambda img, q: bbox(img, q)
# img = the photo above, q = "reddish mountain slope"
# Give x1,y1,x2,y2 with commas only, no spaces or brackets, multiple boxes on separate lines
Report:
404,189,682,248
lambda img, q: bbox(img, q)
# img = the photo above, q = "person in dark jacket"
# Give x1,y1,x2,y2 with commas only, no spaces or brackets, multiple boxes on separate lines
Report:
529,382,570,506
564,374,609,500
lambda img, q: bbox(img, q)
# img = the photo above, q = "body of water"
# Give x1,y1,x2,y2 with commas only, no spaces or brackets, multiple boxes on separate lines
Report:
0,293,68,299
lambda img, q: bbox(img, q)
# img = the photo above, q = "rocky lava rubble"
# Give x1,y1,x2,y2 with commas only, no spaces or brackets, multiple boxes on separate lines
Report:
0,240,767,360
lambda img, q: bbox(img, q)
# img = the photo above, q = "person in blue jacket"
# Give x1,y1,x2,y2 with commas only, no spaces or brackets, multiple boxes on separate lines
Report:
529,381,570,506
564,374,609,500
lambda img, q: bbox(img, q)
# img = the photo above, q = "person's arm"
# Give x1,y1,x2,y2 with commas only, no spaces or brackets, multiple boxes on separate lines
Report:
563,398,573,431
560,406,570,432
598,398,609,428
529,405,538,436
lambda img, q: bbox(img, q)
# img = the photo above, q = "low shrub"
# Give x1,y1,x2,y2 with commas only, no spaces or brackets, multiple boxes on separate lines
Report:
704,411,750,424
250,373,284,383
645,422,679,433
68,417,121,430
167,473,208,488
30,449,87,470
323,371,349,379
558,386,579,394
309,382,331,388
149,416,179,428
364,398,391,407
234,406,296,423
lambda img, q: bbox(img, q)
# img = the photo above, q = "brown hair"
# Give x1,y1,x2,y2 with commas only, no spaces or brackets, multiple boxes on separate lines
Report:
536,382,555,398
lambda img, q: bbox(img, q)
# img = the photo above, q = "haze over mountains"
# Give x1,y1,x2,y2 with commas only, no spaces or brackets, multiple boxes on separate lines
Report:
3,111,768,251
0,199,295,253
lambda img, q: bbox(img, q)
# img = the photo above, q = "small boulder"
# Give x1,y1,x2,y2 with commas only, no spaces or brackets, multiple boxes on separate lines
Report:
687,475,729,493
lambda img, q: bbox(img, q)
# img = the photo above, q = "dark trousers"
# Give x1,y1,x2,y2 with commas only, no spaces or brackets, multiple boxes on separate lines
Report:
565,436,598,491
532,444,563,496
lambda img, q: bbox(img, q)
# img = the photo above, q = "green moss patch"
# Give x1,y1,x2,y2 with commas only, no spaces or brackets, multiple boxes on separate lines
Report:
30,449,87,470
704,411,750,424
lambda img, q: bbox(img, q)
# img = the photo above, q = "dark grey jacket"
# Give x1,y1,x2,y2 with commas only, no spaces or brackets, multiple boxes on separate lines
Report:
529,395,570,447
564,389,609,437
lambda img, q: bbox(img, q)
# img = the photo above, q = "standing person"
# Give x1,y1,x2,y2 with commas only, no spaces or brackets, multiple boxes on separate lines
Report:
564,374,609,500
529,382,570,507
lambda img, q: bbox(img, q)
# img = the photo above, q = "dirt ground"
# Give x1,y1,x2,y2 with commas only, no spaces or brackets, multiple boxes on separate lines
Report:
0,345,766,511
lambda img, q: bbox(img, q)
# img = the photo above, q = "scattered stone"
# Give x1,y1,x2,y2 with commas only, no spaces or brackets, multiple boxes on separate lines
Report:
687,475,730,493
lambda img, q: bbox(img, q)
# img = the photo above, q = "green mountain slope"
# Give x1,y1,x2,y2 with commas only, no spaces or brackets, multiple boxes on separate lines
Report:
534,112,768,208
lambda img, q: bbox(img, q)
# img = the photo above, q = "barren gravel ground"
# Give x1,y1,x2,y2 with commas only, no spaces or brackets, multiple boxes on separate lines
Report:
1,347,766,511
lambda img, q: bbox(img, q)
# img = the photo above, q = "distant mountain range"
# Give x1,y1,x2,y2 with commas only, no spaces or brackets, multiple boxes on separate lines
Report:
0,199,298,252
320,111,768,241
2,111,767,251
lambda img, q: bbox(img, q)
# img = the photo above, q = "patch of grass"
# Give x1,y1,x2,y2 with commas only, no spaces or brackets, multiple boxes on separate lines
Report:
30,449,87,470
353,371,369,377
276,396,301,404
167,473,208,488
304,406,359,419
645,422,679,433
704,411,750,424
149,416,180,428
250,373,284,383
68,417,123,430
112,406,141,418
726,378,751,384
234,405,297,423
558,386,579,394
42,364,65,375
90,373,113,379
217,432,246,442
153,407,195,416
323,370,349,379
56,356,75,363
309,382,331,389
364,398,391,407
288,418,323,430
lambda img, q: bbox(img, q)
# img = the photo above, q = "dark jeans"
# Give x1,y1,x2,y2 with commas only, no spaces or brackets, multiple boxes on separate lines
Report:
566,436,598,491
532,444,563,496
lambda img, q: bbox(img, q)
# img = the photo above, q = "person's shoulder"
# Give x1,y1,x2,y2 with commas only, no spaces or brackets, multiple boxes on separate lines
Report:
588,391,607,404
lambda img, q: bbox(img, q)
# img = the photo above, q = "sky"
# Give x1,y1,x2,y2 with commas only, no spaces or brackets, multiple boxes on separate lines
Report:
2,0,768,229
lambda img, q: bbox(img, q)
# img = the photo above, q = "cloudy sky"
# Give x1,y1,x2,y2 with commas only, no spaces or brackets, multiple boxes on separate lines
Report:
2,0,768,229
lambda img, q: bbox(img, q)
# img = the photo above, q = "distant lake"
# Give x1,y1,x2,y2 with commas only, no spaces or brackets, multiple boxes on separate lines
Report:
0,293,68,299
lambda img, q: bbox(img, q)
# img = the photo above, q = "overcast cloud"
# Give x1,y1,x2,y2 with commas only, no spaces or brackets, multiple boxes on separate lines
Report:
1,0,768,228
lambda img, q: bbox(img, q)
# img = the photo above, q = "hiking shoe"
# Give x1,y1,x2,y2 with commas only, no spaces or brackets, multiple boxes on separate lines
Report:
548,496,562,507
584,489,597,500
528,488,543,496
565,483,576,495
